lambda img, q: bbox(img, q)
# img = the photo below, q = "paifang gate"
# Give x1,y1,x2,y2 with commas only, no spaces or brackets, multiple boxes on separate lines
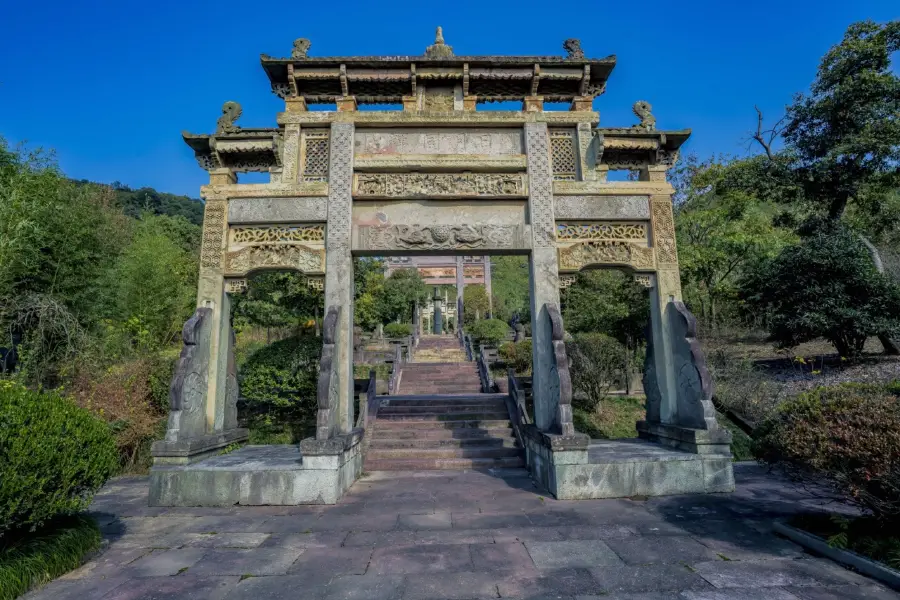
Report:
149,29,734,506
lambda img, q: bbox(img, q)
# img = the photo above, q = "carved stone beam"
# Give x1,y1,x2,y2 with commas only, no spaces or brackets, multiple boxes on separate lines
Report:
531,64,540,97
339,64,349,97
410,63,417,95
579,65,590,97
462,63,470,96
287,63,298,96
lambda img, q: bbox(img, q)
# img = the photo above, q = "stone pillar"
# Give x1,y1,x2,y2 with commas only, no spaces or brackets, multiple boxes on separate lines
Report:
280,123,301,183
483,256,493,318
524,122,562,432
324,122,355,433
433,286,443,334
456,256,465,332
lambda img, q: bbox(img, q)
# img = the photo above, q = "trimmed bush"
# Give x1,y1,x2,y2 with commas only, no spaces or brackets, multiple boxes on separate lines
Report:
566,333,627,406
498,339,532,374
754,382,900,520
383,323,412,338
468,319,510,347
0,381,119,535
238,335,321,421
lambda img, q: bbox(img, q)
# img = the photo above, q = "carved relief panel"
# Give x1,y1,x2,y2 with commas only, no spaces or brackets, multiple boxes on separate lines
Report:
353,173,526,199
555,220,653,273
354,128,523,156
224,224,326,277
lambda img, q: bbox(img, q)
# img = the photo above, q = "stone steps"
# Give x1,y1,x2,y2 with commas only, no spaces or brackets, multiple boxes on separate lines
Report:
365,388,524,471
364,456,526,471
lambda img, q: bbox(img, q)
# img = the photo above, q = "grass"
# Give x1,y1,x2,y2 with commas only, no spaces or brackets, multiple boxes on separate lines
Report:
791,513,900,570
353,363,391,380
243,414,315,445
0,515,101,600
573,396,646,440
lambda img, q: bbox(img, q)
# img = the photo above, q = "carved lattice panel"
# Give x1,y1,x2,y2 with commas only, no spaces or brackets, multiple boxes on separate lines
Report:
302,130,330,182
556,222,647,242
231,225,325,244
549,129,577,182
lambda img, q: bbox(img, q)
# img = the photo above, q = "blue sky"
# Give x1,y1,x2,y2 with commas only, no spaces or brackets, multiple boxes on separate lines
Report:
1,1,896,198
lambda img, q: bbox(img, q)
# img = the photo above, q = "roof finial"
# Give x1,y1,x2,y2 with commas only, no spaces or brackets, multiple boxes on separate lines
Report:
425,26,454,59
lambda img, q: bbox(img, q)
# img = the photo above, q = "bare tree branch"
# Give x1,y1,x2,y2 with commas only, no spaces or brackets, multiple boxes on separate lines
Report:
748,106,787,160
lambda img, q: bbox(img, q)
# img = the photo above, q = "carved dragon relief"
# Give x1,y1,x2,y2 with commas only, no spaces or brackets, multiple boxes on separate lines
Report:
558,240,655,272
216,101,242,134
632,100,656,130
563,38,584,60
292,38,311,59
225,244,325,276
362,224,517,251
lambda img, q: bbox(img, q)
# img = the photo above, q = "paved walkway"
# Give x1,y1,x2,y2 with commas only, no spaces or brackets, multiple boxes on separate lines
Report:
26,463,899,600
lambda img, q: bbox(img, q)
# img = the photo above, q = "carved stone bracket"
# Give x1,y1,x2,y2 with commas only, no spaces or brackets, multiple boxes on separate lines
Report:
225,278,248,294
558,240,654,272
358,224,522,251
225,244,325,276
558,274,577,289
354,173,526,198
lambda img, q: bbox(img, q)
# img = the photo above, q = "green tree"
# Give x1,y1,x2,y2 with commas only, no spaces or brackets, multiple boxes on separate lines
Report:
740,224,900,357
562,270,649,346
376,268,428,324
489,256,530,323
353,258,385,331
463,284,491,325
232,272,324,332
783,20,900,221
105,215,199,347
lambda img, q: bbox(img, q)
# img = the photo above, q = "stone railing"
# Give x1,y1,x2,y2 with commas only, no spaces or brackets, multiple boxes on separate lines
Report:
315,306,342,440
546,303,575,436
387,343,403,395
505,369,532,446
477,344,496,393
462,333,474,361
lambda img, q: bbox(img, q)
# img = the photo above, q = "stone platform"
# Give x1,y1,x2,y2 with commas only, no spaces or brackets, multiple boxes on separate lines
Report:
149,442,362,507
28,465,897,600
525,434,734,500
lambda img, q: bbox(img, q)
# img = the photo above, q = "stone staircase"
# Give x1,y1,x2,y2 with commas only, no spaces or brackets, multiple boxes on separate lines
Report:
364,335,525,471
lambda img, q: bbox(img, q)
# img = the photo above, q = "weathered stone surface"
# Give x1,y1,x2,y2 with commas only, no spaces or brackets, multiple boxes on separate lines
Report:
354,128,523,156
228,197,328,224
554,195,650,219
525,540,623,569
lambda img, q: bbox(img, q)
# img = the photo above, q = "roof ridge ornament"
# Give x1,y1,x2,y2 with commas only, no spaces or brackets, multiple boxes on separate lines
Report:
424,26,454,59
216,101,243,134
563,39,584,60
292,38,311,59
632,100,656,130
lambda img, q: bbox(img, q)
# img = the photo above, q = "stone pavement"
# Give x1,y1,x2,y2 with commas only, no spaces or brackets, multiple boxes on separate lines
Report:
26,463,899,600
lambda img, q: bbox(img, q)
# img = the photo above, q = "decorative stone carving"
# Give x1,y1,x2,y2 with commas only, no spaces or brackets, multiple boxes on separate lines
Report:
556,222,647,241
651,199,678,265
216,101,242,134
668,302,719,430
306,276,324,291
225,279,248,294
316,306,341,440
554,196,651,220
326,122,354,257
271,82,291,99
363,224,517,250
632,100,656,131
634,274,652,287
422,93,455,112
164,308,212,442
200,202,226,270
549,129,577,181
563,38,584,60
424,26,454,59
525,123,556,247
292,38,311,59
228,197,328,224
231,224,325,244
354,173,525,198
558,240,654,271
546,304,574,435
558,275,577,289
354,128,523,156
225,244,324,275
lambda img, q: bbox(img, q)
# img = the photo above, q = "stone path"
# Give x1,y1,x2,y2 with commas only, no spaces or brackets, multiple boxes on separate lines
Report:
26,464,899,600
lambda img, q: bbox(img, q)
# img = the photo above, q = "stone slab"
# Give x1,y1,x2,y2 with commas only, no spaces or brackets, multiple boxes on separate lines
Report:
525,540,623,569
228,197,328,224
149,444,362,506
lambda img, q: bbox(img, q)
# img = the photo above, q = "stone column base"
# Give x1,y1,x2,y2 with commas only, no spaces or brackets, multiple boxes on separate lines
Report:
636,421,732,455
151,428,249,466
149,430,364,506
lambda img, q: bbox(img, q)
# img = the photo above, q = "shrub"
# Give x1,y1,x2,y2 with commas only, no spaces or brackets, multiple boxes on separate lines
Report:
468,319,510,347
740,225,900,357
498,339,532,374
0,381,118,535
383,323,412,338
566,333,627,406
754,382,900,520
69,356,167,472
239,335,321,422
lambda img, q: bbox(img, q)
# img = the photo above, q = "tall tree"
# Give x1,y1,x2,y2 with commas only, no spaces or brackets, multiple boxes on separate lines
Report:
376,268,428,324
